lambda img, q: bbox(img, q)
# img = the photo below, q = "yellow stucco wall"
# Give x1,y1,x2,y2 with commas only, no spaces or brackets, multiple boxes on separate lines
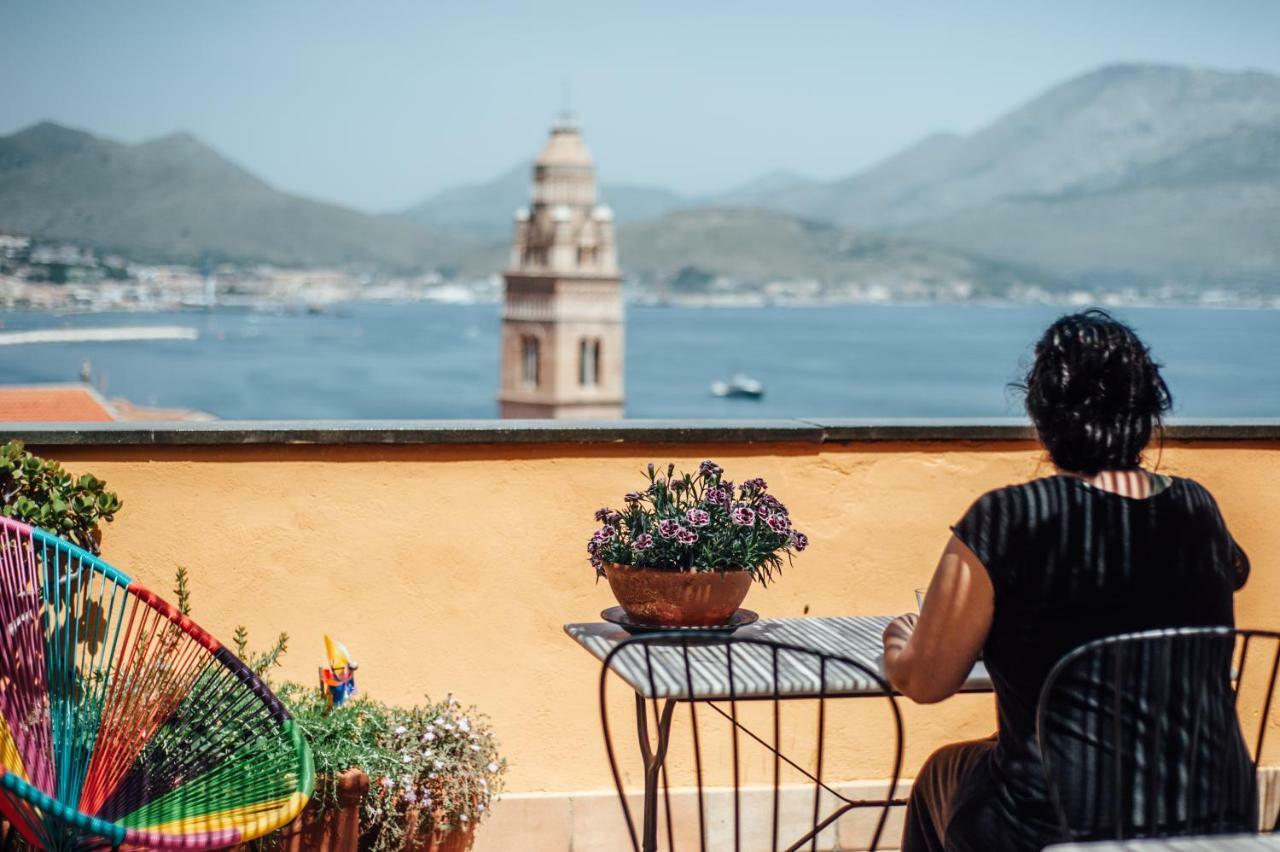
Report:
32,438,1280,793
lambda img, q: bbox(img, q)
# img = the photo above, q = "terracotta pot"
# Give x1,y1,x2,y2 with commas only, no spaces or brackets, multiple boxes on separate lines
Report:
233,768,369,852
398,809,476,852
604,563,752,627
360,806,476,852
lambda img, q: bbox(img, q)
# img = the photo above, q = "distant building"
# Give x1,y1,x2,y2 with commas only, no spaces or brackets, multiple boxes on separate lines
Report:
0,384,214,422
498,115,624,419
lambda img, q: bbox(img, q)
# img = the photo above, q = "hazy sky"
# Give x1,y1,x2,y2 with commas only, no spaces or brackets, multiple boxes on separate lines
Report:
3,1,1279,212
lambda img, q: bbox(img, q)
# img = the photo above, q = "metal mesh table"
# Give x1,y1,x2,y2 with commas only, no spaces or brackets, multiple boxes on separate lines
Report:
566,615,993,851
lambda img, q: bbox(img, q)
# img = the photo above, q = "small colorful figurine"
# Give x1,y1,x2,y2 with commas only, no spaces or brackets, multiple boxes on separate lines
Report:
319,634,358,707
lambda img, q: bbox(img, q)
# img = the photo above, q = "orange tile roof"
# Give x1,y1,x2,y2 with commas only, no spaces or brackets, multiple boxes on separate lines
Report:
0,386,116,422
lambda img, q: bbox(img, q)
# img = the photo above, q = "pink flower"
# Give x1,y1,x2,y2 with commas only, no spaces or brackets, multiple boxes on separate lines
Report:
658,519,681,539
730,505,756,526
766,513,792,534
685,508,711,527
675,526,699,545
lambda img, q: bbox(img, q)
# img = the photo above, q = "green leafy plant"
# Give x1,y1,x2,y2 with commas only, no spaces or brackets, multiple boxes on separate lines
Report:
0,439,122,554
273,685,507,850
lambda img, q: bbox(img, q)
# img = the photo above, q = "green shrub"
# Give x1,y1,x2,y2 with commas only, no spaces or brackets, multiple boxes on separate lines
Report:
273,684,507,850
0,439,122,554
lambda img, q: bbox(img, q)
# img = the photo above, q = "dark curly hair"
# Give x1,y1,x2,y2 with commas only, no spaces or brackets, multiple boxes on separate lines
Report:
1018,309,1172,475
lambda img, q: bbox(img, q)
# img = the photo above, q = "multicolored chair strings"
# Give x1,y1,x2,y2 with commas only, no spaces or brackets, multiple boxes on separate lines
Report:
0,517,314,850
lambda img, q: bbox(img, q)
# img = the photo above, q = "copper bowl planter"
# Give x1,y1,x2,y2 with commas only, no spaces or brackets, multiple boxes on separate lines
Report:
604,563,752,627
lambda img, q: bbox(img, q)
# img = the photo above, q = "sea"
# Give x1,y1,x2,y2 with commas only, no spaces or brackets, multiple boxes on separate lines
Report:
0,303,1277,420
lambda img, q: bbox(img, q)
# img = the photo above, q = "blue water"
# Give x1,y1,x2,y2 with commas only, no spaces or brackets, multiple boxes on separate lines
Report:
0,304,1276,420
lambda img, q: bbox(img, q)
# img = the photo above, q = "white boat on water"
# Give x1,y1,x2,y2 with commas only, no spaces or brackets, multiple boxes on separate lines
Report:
710,374,765,399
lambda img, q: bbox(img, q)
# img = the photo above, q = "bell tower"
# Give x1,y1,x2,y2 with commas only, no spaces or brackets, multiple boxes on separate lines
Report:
498,115,625,419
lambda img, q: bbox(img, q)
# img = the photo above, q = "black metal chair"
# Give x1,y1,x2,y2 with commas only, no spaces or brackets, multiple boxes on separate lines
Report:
599,632,905,852
1036,627,1280,844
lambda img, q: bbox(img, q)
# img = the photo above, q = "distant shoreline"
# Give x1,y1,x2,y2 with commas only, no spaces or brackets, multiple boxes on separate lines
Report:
2,293,1278,315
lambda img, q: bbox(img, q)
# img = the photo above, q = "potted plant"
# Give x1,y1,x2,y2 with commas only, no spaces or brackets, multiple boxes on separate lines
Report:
263,687,507,852
362,697,506,852
588,460,808,627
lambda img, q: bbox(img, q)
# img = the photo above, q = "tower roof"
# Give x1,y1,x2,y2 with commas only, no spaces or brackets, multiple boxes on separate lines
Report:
536,114,594,168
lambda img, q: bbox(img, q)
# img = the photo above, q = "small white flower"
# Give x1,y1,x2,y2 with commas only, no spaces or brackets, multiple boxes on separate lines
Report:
470,744,481,751
478,804,485,812
422,732,436,743
486,762,499,773
394,725,407,735
434,760,445,769
402,754,413,763
460,813,469,822
459,718,471,733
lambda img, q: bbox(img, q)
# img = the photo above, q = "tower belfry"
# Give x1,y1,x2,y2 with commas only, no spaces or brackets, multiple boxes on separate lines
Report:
498,115,625,419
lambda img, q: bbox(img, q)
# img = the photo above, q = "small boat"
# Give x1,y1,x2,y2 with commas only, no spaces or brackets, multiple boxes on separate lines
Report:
711,374,765,399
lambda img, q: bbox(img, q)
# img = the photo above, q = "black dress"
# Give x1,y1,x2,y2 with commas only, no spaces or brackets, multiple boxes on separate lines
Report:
902,474,1253,852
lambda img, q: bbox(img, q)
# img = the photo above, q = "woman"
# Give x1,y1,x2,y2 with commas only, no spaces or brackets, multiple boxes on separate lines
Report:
883,309,1252,851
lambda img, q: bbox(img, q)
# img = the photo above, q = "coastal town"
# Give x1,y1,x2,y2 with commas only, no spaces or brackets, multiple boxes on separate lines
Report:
4,231,1276,314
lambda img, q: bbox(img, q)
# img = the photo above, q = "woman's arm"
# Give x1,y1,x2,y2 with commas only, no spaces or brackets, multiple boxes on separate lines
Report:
882,534,995,704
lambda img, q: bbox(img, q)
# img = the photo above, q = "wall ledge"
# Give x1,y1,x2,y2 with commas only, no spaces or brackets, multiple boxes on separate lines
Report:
6,417,1280,446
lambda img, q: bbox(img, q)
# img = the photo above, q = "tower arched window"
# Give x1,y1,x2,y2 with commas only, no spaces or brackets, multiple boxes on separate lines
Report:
521,335,541,389
579,337,601,387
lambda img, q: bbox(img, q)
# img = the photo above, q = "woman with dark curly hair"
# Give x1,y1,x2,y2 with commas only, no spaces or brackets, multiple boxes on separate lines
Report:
882,309,1253,851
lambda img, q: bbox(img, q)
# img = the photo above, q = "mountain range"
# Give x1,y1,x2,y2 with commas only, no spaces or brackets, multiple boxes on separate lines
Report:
0,122,468,270
404,63,1280,291
2,62,1277,292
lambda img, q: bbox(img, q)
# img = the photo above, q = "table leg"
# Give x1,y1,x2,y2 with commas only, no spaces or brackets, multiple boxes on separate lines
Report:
635,693,676,852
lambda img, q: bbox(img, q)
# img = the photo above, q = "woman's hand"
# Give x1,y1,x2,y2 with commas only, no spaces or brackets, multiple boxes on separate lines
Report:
882,535,993,704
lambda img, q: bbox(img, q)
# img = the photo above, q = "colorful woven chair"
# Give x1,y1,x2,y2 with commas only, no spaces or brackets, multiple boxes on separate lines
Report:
0,517,313,850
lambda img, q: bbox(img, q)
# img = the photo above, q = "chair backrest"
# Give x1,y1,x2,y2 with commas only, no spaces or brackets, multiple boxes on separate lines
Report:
599,632,904,852
1036,627,1280,843
0,516,313,850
